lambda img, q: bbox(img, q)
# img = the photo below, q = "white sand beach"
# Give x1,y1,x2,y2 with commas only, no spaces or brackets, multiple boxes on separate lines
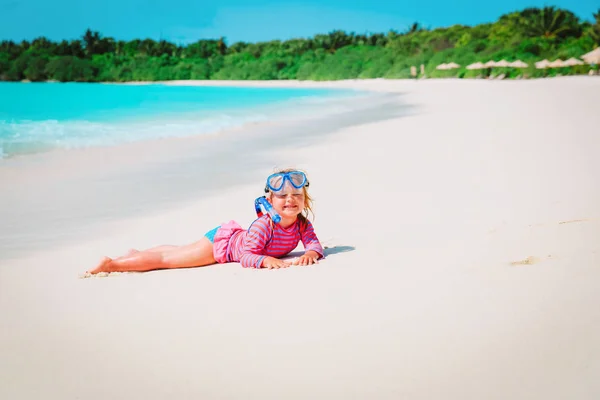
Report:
1,77,599,399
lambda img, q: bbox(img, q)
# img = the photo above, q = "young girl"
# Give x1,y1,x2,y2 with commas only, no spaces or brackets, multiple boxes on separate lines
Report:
88,169,323,274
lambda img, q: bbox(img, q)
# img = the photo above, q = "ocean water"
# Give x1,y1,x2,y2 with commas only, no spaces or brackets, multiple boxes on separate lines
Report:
0,82,356,159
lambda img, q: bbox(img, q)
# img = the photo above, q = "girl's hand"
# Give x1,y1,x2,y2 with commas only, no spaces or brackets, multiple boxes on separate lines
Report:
262,256,291,269
296,251,319,266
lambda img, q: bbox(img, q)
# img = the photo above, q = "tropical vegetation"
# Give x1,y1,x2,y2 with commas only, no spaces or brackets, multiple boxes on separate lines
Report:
0,6,598,82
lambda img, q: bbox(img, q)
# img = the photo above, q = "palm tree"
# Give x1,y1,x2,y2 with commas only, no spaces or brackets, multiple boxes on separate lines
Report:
0,40,21,59
82,29,101,57
520,7,581,39
156,40,175,57
407,22,422,34
138,39,157,56
96,37,116,55
69,40,85,58
55,40,71,56
367,33,387,46
327,30,352,51
115,40,126,56
227,41,248,54
312,34,333,52
20,40,30,51
282,39,311,55
31,37,53,51
217,37,227,55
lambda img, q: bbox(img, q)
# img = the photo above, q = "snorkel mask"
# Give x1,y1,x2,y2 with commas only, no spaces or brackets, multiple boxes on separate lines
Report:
263,171,309,194
254,171,310,224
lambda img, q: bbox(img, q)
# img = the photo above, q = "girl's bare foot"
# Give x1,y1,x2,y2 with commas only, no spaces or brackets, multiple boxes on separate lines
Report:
89,256,113,274
126,249,140,256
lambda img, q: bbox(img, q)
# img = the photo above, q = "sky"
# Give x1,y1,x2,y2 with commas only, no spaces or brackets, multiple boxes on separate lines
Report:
0,0,598,45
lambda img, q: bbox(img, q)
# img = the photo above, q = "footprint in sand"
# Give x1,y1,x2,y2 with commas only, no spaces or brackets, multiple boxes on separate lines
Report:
510,256,540,266
558,219,589,225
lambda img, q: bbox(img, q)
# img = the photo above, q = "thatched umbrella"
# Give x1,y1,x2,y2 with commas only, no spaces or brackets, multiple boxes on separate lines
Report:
494,59,511,67
535,59,551,69
548,59,565,68
483,60,497,68
563,57,584,66
445,62,460,69
581,47,600,64
436,63,449,70
466,62,485,70
510,60,528,68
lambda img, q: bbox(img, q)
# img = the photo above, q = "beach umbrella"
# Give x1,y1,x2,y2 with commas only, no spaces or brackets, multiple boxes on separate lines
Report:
466,61,485,70
563,57,584,66
483,60,497,68
581,47,600,64
445,62,460,69
535,59,551,69
436,63,449,70
494,59,511,67
548,59,565,68
509,60,528,68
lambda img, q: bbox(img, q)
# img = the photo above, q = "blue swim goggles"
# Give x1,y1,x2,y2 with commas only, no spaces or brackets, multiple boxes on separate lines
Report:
264,171,309,193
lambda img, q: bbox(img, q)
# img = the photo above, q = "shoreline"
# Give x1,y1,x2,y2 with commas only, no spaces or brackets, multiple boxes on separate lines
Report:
12,71,600,86
0,88,406,261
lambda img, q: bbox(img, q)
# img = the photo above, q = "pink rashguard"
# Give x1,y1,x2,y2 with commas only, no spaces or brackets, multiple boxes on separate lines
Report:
213,215,324,268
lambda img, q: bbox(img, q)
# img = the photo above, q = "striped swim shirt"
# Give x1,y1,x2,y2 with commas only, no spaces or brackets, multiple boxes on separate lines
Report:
226,215,324,268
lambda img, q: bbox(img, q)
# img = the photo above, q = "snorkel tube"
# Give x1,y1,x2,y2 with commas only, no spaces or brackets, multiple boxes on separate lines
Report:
254,196,281,224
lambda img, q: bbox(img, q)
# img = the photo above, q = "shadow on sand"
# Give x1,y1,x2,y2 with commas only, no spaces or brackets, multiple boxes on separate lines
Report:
323,245,355,256
285,245,356,260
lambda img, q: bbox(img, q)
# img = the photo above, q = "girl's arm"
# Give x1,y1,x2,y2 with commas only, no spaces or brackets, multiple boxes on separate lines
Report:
239,217,273,268
300,219,324,259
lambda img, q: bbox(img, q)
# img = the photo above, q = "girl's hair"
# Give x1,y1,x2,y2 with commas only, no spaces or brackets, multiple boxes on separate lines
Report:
267,167,315,223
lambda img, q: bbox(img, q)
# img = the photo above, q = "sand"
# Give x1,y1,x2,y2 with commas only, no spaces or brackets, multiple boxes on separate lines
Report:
1,77,599,399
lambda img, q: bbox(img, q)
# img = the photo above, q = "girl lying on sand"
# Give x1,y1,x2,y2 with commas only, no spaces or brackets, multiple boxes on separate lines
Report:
87,169,323,274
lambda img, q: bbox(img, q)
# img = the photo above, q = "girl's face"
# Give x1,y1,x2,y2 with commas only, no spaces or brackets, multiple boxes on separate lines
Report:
269,188,306,222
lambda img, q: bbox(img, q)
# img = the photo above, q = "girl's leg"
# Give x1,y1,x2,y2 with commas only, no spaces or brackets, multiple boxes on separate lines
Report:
89,237,217,274
126,245,178,255
144,245,178,252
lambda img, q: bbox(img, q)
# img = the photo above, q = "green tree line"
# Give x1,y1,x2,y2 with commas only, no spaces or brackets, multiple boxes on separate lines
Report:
1,6,598,82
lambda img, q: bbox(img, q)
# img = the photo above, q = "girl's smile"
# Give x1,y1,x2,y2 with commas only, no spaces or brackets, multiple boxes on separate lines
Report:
270,192,305,222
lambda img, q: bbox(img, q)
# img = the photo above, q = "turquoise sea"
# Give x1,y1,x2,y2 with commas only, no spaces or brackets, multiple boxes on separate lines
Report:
0,82,354,159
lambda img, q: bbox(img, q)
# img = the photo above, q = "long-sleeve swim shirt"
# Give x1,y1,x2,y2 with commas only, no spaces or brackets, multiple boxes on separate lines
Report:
226,215,324,268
